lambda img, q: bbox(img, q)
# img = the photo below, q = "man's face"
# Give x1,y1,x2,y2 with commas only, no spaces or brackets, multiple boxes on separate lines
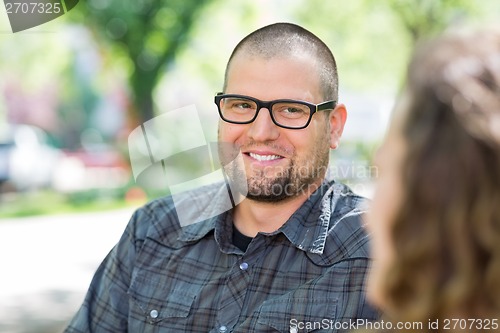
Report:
218,53,337,202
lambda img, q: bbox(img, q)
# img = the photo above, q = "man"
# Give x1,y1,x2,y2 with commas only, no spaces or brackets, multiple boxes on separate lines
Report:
65,22,378,332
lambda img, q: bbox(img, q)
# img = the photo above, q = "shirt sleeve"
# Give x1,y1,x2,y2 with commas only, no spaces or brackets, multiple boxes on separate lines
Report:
64,209,145,333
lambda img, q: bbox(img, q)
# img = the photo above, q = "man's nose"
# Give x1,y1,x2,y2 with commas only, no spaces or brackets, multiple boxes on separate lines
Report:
246,108,280,141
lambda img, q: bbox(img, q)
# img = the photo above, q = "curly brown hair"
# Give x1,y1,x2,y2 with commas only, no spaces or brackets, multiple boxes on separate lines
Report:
380,28,500,330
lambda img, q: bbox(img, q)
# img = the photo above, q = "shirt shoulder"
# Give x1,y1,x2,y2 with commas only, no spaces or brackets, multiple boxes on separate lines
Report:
307,181,371,265
329,181,368,220
127,195,182,247
128,181,228,248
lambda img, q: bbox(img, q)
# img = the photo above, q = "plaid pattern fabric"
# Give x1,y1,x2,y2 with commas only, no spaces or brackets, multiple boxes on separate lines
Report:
65,180,379,332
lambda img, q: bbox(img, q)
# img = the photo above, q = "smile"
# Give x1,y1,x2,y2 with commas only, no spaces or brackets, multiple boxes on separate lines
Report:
248,153,283,161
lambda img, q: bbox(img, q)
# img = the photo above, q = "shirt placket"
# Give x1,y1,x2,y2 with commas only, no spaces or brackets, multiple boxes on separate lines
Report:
214,236,267,332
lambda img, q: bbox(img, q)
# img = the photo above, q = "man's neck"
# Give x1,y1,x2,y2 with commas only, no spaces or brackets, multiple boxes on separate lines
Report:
232,182,322,237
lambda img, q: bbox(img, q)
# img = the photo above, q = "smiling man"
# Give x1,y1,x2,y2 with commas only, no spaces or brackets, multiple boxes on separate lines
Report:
217,31,343,237
65,23,378,333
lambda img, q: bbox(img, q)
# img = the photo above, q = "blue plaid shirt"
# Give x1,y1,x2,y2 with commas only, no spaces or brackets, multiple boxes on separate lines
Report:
65,180,378,332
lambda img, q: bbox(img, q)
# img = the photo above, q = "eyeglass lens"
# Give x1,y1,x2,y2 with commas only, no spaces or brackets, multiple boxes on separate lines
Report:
219,96,311,128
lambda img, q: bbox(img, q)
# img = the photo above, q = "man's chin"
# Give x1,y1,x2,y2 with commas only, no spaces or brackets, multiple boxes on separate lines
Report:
245,192,291,203
244,180,296,203
245,166,288,179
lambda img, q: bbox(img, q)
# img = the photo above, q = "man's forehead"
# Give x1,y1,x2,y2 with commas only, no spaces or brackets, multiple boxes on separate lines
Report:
226,52,321,78
224,53,322,102
230,47,318,64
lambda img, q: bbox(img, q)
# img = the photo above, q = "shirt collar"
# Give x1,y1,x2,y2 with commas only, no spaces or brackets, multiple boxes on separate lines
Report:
179,181,368,254
170,181,234,243
273,181,335,254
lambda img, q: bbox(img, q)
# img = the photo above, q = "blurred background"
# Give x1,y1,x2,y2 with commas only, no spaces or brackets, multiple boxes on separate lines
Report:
0,0,499,332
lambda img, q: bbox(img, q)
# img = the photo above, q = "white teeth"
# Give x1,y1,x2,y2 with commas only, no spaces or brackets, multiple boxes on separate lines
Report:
249,153,281,161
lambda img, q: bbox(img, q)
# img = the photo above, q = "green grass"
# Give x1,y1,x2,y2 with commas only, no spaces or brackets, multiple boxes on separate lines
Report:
0,189,136,219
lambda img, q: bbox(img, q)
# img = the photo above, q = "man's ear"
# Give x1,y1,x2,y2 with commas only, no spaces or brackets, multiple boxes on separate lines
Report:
329,103,347,149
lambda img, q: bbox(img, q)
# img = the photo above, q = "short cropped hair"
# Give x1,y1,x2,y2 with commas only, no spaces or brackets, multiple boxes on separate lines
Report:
223,23,339,102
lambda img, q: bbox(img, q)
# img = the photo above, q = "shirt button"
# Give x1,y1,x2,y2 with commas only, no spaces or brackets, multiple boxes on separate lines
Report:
219,325,228,333
239,262,249,270
150,309,159,319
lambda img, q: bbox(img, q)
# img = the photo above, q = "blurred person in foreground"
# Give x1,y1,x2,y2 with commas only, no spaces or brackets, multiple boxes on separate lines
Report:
367,26,500,331
65,22,378,332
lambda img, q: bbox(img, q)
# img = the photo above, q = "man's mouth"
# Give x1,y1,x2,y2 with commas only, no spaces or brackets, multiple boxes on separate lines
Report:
248,152,283,162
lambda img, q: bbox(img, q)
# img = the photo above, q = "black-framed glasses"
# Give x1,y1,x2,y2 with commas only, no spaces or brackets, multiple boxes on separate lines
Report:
214,93,336,129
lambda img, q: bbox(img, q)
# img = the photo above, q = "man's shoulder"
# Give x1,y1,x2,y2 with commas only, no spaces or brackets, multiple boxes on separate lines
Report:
126,195,180,245
127,182,228,245
309,181,371,264
324,181,368,220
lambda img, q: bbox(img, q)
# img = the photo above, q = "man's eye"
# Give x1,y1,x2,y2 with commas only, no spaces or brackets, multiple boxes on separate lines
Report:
281,106,308,116
235,102,253,109
284,107,304,113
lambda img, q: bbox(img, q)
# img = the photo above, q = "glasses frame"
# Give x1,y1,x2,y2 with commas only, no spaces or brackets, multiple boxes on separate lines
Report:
214,93,337,129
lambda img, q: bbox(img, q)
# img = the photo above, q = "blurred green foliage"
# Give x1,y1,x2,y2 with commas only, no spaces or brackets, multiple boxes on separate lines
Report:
386,0,479,43
295,0,493,92
72,0,214,124
0,190,130,218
